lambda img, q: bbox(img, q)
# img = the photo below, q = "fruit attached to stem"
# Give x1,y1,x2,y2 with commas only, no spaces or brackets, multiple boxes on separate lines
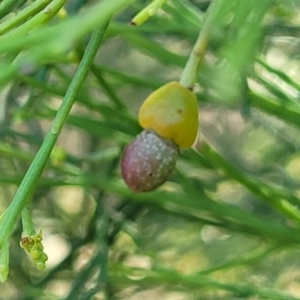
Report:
138,81,199,149
121,130,178,192
121,81,199,192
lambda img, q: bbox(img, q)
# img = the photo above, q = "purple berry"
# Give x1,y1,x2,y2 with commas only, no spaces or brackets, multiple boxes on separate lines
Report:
121,130,179,192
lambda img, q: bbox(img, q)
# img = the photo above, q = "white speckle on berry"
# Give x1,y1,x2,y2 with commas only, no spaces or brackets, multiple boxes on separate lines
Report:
121,130,179,192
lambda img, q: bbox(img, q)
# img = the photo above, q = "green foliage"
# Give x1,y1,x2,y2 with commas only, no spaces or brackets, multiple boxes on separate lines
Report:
1,0,300,299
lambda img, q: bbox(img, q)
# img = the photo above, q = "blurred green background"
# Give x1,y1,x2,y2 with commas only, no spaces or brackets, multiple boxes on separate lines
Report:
1,0,300,299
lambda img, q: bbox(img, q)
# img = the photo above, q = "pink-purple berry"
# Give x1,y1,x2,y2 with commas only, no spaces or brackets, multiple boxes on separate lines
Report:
121,130,179,192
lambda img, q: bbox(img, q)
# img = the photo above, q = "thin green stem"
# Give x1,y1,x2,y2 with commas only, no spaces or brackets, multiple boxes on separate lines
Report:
95,198,109,291
0,239,9,283
16,66,50,119
16,0,27,7
130,0,167,26
257,58,300,92
111,265,300,300
0,23,110,248
0,1,132,56
179,29,208,88
2,0,66,38
199,244,278,275
0,0,52,35
249,91,300,129
64,195,109,299
199,143,300,223
179,0,224,88
253,72,298,105
0,0,17,19
91,64,125,108
0,0,63,88
21,206,36,236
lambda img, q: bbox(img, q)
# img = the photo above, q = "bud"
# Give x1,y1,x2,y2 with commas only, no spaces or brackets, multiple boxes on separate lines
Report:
121,130,178,192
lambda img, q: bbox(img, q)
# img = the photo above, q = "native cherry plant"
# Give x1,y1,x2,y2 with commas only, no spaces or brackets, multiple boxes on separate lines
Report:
120,0,216,192
0,0,215,283
121,82,199,191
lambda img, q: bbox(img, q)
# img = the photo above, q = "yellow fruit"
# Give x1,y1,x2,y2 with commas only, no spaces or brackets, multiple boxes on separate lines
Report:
138,81,199,149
